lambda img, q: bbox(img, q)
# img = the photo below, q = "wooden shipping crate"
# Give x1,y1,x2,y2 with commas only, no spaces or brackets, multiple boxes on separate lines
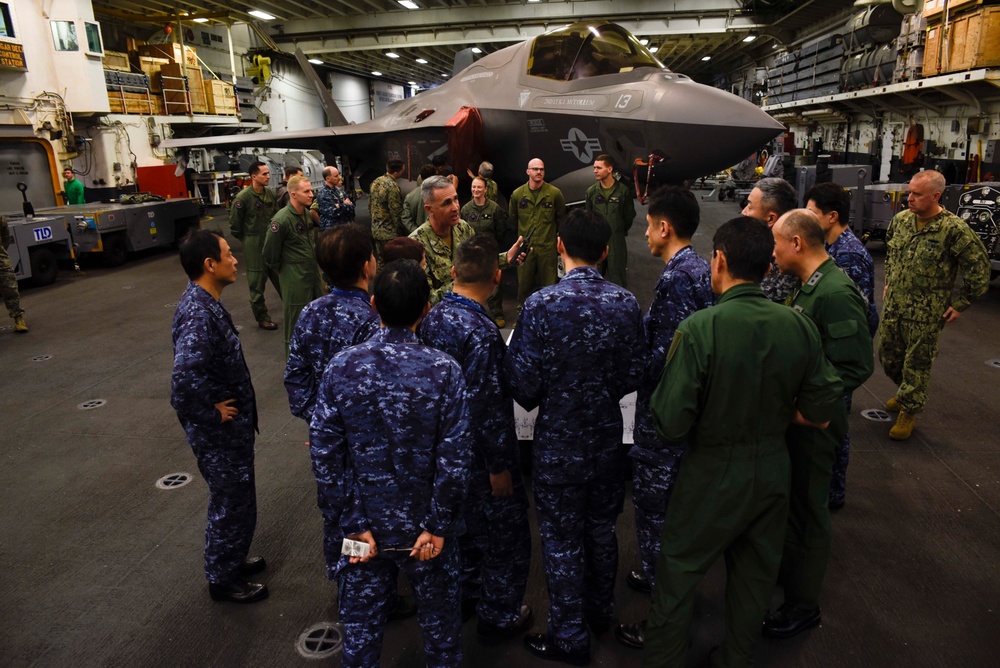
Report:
204,79,237,115
102,51,130,72
924,6,1000,74
134,56,171,92
159,62,191,114
924,0,994,22
186,66,208,113
108,91,156,115
138,43,199,68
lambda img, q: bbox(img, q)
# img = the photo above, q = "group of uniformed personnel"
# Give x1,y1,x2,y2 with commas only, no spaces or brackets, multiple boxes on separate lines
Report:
171,162,991,668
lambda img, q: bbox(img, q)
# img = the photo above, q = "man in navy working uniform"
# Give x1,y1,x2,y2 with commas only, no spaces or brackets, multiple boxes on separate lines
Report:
419,235,533,643
170,229,267,604
505,209,644,665
284,224,417,620
284,223,379,423
616,188,714,650
310,259,473,668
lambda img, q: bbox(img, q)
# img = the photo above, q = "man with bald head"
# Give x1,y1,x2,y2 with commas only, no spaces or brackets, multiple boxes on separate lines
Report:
508,158,566,313
311,166,355,231
765,208,873,640
742,176,800,303
879,169,990,440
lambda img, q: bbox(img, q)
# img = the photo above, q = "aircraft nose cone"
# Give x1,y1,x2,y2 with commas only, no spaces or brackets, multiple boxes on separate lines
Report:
645,75,784,180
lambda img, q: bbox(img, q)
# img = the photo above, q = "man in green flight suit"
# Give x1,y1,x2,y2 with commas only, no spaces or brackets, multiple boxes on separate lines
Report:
410,176,523,306
763,209,874,640
462,176,507,326
64,168,85,205
880,169,991,440
585,153,635,288
262,175,324,356
369,159,405,266
230,161,281,331
508,158,566,314
644,216,842,668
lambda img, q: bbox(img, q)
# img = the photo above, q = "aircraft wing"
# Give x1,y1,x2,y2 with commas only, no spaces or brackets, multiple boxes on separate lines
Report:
161,123,379,152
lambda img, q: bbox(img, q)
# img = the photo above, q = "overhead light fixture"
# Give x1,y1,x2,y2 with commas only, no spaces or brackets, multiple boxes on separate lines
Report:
702,56,711,61
398,0,419,9
527,0,540,3
649,46,659,53
743,35,757,43
372,71,383,76
193,18,209,23
248,10,275,21
639,39,649,45
386,52,400,58
471,47,482,54
407,81,417,85
415,58,428,64
308,58,323,65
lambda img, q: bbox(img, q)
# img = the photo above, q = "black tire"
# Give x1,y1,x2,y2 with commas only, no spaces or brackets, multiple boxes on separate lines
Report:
28,246,59,287
103,233,128,267
717,189,726,201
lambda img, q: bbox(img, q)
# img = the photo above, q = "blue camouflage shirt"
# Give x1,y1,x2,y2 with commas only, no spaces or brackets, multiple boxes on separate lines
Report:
284,286,380,422
827,229,879,337
504,266,644,484
313,183,355,231
171,282,257,441
631,246,713,461
310,328,473,563
419,292,518,475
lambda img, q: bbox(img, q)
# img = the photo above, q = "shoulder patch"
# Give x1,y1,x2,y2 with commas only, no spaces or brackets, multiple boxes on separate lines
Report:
235,200,243,208
270,221,279,233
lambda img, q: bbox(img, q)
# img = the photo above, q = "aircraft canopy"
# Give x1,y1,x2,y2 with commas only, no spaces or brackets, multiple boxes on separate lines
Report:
527,23,664,82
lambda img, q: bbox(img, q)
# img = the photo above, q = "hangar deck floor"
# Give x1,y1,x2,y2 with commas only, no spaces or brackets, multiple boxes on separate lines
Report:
2,196,998,668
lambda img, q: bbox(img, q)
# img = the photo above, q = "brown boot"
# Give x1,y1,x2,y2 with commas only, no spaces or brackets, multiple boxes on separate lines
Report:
885,396,900,412
13,315,28,333
889,410,916,440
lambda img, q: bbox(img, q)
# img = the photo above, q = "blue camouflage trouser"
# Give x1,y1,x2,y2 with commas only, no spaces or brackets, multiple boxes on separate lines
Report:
533,473,625,652
337,541,462,667
632,453,683,590
829,394,852,505
461,463,531,626
191,438,257,585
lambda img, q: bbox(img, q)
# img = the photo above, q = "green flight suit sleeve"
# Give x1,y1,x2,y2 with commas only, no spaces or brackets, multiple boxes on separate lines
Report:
229,194,246,240
950,225,991,312
508,190,519,229
816,292,874,394
261,219,285,271
650,327,704,443
623,186,636,233
795,332,845,426
554,188,567,230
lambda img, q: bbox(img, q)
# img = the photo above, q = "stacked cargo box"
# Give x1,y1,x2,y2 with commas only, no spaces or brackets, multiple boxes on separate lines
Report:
923,0,1000,75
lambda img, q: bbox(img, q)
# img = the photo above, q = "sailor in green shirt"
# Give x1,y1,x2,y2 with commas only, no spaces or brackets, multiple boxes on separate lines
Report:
262,175,325,356
63,168,85,205
508,158,566,312
644,216,842,668
410,176,523,306
763,209,874,641
229,161,281,331
585,154,636,288
462,176,506,325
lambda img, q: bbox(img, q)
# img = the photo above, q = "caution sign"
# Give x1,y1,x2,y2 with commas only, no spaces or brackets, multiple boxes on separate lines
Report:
0,41,26,71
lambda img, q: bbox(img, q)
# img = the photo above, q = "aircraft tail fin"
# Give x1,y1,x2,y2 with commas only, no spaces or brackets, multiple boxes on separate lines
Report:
453,48,475,76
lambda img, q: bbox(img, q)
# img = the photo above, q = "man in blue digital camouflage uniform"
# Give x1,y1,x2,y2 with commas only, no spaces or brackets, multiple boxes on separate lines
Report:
419,235,533,644
805,182,879,509
284,224,379,423
310,259,473,668
505,209,644,665
616,188,714,651
311,166,355,232
171,229,268,604
742,177,800,303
